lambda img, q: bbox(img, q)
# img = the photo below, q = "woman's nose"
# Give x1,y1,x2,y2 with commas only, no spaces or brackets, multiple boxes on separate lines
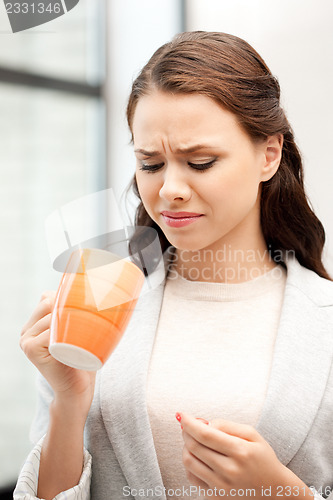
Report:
159,165,192,202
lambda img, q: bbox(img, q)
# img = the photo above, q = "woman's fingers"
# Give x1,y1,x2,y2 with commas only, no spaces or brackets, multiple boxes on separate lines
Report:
20,312,53,361
210,418,261,442
180,414,243,456
179,413,262,458
21,312,52,339
182,445,221,490
185,469,210,494
20,291,56,362
21,291,56,336
182,430,231,476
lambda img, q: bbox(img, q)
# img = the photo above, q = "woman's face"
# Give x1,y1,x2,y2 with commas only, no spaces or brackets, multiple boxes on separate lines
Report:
132,90,280,253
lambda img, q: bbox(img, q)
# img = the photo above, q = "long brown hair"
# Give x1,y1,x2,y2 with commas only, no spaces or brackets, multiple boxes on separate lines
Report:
125,31,332,280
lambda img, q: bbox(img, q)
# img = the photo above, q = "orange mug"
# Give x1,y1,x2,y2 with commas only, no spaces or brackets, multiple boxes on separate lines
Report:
49,248,145,370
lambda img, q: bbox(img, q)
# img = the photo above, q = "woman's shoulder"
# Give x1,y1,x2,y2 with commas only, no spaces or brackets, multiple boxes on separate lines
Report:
285,252,333,307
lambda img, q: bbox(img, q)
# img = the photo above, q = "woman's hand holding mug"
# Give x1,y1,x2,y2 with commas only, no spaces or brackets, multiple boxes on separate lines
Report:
20,290,96,416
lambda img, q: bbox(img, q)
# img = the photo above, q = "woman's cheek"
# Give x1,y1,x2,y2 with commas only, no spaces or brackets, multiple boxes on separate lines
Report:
136,175,150,203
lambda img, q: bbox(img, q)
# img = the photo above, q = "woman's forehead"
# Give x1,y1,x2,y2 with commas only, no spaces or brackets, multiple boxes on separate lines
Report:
132,91,244,148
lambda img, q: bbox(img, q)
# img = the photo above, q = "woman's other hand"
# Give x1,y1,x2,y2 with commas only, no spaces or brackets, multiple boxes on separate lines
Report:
178,412,314,500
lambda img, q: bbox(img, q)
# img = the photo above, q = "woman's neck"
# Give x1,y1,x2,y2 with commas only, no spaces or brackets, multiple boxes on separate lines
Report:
170,239,278,284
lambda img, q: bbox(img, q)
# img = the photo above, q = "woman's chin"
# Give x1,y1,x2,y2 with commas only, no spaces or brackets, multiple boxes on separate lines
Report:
165,237,208,253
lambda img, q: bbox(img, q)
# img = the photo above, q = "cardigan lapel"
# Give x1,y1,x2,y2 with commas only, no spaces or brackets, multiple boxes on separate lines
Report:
100,256,168,500
256,254,333,465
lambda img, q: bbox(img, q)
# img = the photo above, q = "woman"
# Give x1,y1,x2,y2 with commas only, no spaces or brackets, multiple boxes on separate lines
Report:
15,32,333,500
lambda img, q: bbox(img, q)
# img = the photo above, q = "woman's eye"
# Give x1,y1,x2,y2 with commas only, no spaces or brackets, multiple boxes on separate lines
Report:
188,159,216,171
139,162,164,173
138,159,216,173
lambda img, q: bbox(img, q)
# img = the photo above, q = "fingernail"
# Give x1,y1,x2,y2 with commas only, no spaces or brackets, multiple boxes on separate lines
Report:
196,417,209,425
175,412,183,430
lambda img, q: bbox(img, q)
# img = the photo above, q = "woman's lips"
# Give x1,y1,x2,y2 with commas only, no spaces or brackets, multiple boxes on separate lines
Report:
161,214,204,228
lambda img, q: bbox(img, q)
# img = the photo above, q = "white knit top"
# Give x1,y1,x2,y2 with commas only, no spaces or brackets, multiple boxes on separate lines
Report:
146,264,287,499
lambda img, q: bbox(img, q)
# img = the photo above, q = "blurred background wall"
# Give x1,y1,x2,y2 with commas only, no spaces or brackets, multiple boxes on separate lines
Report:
0,0,332,495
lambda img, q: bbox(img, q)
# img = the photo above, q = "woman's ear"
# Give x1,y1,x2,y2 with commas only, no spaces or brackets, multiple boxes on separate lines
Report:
260,134,283,182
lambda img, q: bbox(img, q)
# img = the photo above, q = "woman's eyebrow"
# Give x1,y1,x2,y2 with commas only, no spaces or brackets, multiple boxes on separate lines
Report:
134,144,216,156
134,148,160,157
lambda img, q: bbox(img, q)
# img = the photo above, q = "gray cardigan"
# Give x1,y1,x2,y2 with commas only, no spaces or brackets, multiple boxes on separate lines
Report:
29,251,333,500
